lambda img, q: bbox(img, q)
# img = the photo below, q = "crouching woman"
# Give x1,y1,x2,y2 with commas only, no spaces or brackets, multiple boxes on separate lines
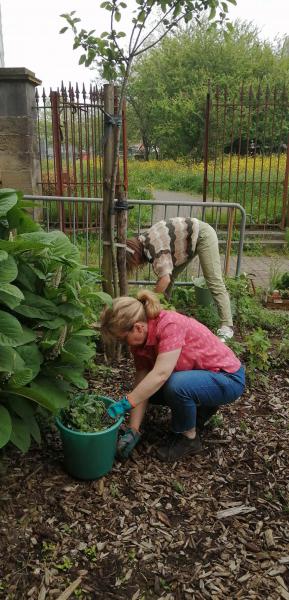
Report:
100,290,245,462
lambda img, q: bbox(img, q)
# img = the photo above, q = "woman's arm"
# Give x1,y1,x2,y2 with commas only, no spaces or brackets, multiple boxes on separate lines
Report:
154,274,171,294
128,348,181,406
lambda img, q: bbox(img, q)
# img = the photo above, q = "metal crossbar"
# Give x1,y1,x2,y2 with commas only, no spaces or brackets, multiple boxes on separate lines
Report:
24,195,246,282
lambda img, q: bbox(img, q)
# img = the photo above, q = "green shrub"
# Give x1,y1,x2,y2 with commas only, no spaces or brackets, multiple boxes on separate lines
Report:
0,189,111,453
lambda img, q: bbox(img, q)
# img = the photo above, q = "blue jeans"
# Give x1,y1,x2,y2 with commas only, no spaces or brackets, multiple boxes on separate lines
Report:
149,366,245,433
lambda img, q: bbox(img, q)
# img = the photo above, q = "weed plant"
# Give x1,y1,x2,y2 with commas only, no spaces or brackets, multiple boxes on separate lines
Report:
61,393,113,432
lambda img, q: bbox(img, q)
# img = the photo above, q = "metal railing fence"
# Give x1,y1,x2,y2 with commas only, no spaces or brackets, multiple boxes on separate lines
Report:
24,195,246,284
204,85,289,228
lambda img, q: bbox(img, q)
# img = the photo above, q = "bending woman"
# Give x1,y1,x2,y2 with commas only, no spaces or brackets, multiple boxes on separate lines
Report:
126,217,233,342
101,290,245,462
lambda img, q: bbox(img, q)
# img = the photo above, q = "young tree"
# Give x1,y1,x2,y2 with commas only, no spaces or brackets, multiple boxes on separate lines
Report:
61,0,236,297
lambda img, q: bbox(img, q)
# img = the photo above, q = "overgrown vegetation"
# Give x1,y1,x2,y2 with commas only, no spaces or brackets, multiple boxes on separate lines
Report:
127,156,288,225
61,393,113,432
0,189,111,453
169,273,289,384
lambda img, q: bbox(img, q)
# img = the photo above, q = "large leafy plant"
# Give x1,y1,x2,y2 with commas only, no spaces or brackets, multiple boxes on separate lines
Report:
0,189,111,453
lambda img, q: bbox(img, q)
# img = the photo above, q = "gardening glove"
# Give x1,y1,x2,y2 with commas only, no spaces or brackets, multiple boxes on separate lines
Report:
117,427,141,459
107,396,133,419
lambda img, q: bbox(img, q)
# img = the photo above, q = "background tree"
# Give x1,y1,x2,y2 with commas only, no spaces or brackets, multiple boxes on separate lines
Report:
61,0,237,297
127,20,289,158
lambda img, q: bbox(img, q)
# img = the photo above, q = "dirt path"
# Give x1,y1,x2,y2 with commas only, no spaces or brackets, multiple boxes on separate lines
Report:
152,189,204,222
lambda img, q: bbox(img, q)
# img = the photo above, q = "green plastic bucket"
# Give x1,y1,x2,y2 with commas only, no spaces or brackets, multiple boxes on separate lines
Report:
56,396,123,480
195,285,214,307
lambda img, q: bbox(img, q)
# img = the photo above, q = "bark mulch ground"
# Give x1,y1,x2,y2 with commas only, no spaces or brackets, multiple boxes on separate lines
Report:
0,359,289,600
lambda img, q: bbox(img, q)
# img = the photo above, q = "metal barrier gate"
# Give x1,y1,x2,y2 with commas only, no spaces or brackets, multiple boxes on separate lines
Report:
24,195,246,283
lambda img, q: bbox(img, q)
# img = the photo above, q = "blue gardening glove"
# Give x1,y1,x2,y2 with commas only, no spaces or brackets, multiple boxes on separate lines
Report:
107,396,132,419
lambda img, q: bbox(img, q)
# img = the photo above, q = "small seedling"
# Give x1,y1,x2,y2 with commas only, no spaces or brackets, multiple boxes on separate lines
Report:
42,541,57,555
209,414,223,428
84,545,97,561
54,556,73,572
128,548,136,562
172,480,184,493
110,483,121,498
160,578,171,591
239,420,248,433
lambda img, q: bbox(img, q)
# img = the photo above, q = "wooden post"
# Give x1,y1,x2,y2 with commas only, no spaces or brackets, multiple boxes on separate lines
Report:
102,84,114,296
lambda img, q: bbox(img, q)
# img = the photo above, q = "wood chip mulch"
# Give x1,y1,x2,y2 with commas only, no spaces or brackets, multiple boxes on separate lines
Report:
0,359,288,600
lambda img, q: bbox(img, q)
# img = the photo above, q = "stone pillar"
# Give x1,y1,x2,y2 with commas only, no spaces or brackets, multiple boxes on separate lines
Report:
0,67,42,194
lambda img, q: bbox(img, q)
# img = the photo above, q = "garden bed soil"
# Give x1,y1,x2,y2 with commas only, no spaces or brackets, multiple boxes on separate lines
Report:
0,357,289,600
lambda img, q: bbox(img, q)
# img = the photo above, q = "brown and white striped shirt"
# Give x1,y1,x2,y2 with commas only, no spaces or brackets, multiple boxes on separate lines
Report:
138,217,199,278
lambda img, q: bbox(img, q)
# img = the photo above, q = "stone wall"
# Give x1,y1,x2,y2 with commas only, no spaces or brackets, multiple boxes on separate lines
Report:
0,67,42,194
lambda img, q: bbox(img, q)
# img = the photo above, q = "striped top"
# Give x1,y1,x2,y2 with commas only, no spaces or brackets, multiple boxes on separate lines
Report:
138,217,199,278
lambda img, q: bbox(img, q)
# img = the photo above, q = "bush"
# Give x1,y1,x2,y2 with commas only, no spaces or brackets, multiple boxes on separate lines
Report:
0,189,111,453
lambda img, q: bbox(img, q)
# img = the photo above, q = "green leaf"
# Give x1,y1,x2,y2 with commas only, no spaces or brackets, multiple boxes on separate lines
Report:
17,343,43,378
0,405,12,448
15,378,68,413
0,347,24,373
16,263,37,292
0,255,18,283
79,54,86,65
6,397,41,445
57,303,84,319
13,305,55,320
72,329,96,337
51,366,88,389
95,291,113,306
38,317,67,330
0,239,47,253
15,326,37,346
0,310,23,347
8,369,34,388
59,26,68,33
115,10,121,21
0,250,8,262
61,338,95,365
0,283,24,309
23,291,57,313
10,415,31,453
0,189,18,217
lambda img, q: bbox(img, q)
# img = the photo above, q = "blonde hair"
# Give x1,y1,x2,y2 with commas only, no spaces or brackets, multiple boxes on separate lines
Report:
126,237,148,273
100,289,161,341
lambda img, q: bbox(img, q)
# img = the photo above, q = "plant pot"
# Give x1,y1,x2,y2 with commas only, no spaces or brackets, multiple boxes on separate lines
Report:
56,396,123,480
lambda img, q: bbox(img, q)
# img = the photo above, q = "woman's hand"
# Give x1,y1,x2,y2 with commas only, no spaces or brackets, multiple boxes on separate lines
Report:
107,396,133,419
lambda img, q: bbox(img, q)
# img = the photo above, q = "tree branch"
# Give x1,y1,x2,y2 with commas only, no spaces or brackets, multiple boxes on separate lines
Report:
134,12,187,56
134,5,176,53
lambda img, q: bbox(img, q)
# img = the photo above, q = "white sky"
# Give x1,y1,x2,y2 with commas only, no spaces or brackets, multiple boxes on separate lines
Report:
1,0,289,90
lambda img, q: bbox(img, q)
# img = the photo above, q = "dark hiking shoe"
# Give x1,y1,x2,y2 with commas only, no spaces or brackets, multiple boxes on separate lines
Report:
156,432,202,462
196,408,218,431
117,427,141,459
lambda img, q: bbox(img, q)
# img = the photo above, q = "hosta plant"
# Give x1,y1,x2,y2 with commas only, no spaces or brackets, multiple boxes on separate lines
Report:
0,189,111,453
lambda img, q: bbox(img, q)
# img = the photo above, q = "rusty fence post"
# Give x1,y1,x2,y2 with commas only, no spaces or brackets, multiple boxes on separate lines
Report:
202,92,210,204
281,132,289,229
51,91,65,231
101,83,114,296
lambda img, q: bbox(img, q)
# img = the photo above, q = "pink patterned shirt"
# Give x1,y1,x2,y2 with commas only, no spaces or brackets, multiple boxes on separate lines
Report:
132,310,240,374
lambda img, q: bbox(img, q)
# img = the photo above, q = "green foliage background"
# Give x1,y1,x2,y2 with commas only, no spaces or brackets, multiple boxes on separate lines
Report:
127,20,289,158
